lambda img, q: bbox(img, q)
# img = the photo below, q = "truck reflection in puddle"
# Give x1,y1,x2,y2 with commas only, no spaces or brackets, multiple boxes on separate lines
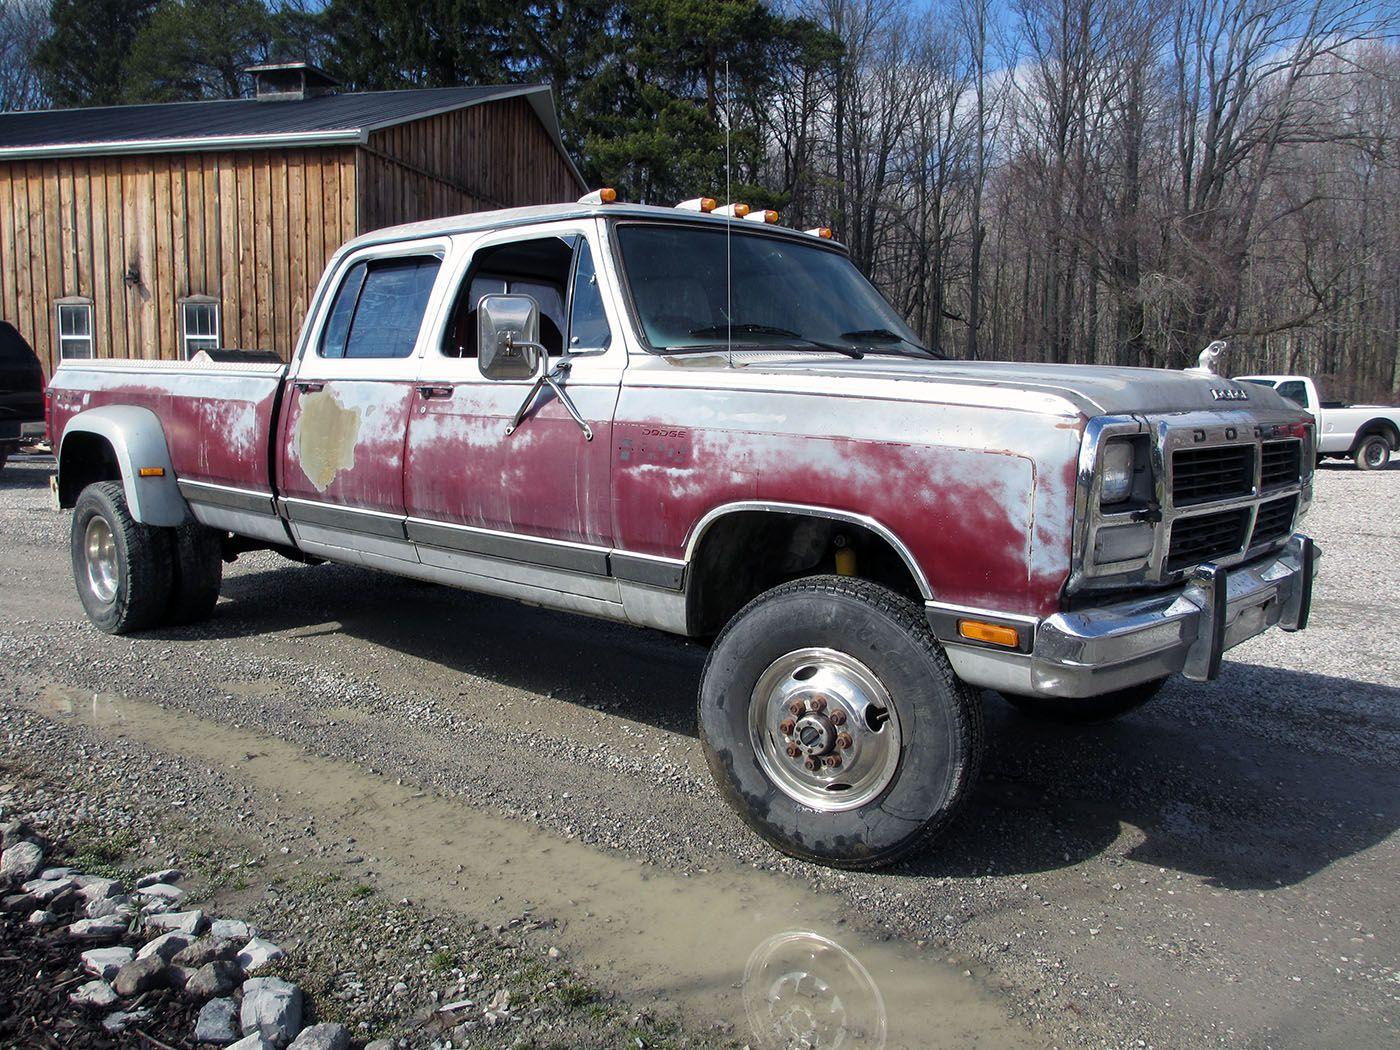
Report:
744,931,887,1049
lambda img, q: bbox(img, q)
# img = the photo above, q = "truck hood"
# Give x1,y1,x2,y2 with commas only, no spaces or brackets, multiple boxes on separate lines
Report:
738,355,1303,418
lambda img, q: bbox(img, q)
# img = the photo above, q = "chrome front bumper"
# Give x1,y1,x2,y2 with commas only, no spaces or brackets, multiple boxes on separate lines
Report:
935,535,1317,700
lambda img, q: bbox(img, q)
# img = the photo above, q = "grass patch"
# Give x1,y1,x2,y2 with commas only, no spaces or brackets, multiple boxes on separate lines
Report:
428,950,455,972
66,826,140,876
351,883,374,899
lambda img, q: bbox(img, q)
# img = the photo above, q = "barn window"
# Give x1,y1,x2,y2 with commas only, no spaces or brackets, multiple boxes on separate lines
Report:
180,297,221,358
56,300,93,360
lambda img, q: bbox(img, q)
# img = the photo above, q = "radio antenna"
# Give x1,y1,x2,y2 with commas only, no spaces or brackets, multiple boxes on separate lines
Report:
724,60,733,370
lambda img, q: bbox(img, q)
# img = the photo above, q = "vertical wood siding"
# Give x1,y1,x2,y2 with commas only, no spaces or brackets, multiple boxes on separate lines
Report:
358,96,582,234
0,95,581,375
0,147,357,374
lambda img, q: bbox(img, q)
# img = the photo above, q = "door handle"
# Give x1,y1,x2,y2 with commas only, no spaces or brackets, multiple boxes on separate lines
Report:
295,381,324,394
417,385,454,400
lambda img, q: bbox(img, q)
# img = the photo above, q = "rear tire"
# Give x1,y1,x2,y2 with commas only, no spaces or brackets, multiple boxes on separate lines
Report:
1354,435,1390,471
70,481,173,634
698,576,983,870
167,522,223,625
1000,677,1168,724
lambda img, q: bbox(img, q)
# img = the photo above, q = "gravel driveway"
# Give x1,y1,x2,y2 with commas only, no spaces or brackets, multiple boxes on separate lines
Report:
1,452,1396,1049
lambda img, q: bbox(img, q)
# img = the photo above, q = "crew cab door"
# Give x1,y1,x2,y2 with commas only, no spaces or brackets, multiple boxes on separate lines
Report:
402,220,624,595
277,237,450,564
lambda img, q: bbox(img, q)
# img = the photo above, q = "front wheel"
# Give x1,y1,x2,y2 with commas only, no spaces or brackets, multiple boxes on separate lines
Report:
1354,435,1391,471
1000,677,1167,724
699,576,983,869
70,481,173,634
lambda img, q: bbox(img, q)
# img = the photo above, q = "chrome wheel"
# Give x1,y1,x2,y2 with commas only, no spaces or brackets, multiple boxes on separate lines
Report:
749,647,901,813
83,515,119,603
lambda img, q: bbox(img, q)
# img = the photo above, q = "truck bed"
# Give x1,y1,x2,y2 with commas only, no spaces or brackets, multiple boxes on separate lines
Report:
48,357,286,491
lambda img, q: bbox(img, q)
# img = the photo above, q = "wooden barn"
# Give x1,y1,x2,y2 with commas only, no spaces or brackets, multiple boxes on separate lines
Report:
0,64,585,375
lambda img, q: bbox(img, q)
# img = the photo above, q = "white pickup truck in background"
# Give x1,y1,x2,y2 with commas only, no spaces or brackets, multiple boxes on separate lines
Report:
1236,375,1400,470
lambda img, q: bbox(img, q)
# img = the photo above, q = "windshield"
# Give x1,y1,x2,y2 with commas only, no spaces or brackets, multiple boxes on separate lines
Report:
614,223,929,356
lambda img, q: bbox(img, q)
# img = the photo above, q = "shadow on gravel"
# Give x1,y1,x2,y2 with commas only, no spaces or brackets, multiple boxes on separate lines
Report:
192,560,1400,892
208,561,707,736
918,667,1400,890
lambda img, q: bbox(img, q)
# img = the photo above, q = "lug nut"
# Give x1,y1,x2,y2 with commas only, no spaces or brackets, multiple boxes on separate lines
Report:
804,757,820,771
786,743,802,759
829,709,846,726
808,696,827,713
788,701,805,717
836,732,853,750
823,754,842,768
779,717,796,735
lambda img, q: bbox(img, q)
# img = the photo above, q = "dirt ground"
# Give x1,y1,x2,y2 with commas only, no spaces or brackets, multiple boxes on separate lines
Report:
1,451,1396,1049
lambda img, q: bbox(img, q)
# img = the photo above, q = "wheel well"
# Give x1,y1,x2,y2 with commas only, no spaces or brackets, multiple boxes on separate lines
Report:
686,510,925,637
58,432,120,507
1353,419,1399,450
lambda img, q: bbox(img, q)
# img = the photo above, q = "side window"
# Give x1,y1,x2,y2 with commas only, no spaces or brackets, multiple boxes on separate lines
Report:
320,255,441,360
180,298,221,358
441,236,576,359
1276,381,1307,408
568,241,611,352
56,300,94,360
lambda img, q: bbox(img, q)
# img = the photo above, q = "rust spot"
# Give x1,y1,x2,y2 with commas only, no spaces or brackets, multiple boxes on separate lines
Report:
296,390,361,492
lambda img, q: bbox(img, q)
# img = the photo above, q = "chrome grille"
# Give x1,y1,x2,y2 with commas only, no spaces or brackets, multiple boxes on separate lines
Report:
1261,440,1302,489
1172,445,1254,505
1166,508,1250,572
1251,495,1298,547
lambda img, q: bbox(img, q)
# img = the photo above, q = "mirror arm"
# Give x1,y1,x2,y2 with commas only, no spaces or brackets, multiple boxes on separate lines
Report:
504,355,594,442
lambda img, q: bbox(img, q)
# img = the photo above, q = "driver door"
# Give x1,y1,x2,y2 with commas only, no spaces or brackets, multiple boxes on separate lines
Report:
402,220,625,599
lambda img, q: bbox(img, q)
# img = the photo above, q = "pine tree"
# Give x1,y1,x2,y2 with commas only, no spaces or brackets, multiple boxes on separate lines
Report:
34,0,156,106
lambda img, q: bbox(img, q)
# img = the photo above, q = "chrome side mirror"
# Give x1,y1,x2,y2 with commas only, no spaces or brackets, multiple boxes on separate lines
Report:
478,294,546,381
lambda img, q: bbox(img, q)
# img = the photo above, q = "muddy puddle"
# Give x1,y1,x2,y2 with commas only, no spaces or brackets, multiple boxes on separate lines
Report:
36,684,1040,1050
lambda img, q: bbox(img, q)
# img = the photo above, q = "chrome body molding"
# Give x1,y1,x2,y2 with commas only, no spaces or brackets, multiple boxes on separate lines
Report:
942,535,1317,699
179,479,290,545
684,500,933,601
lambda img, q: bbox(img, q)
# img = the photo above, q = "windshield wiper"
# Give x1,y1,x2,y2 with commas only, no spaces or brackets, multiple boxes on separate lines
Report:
840,329,943,360
660,339,864,360
688,323,803,339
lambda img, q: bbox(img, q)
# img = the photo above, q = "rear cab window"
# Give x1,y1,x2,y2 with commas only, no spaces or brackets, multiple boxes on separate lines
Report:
320,256,442,360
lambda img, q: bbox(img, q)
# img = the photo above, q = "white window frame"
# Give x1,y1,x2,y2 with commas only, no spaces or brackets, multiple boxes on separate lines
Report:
55,298,94,360
179,296,221,359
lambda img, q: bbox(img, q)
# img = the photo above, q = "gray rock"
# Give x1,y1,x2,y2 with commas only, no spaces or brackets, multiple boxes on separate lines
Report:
0,841,43,882
185,960,241,998
75,877,124,901
175,936,239,967
137,930,195,961
209,918,252,940
195,997,241,1044
168,963,195,989
102,1008,151,1033
240,976,303,1046
65,916,129,942
0,820,27,847
147,908,205,934
27,908,55,925
135,882,185,902
38,866,73,880
287,1023,350,1050
237,937,285,974
363,1041,393,1050
228,1034,275,1050
137,868,182,887
86,894,135,919
81,946,135,980
70,980,118,1008
21,876,73,901
113,954,169,996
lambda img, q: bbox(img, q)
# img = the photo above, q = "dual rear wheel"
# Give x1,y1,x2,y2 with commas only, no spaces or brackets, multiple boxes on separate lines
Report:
70,481,222,634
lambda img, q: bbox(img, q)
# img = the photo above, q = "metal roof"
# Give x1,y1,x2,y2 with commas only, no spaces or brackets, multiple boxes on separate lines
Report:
0,84,583,185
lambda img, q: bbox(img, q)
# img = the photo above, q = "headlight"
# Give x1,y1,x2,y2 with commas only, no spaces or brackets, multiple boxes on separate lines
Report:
1099,440,1135,505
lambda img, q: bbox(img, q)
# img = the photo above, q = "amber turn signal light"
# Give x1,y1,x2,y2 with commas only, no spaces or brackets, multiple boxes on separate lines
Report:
957,619,1020,648
137,467,165,477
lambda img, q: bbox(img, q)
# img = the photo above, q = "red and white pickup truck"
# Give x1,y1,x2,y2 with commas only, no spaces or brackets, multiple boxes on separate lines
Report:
47,198,1319,868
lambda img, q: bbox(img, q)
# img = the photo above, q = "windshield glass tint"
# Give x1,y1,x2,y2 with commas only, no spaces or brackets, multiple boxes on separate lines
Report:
615,224,921,352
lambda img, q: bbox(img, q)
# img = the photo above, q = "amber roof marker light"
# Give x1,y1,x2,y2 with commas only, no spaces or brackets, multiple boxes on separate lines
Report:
714,203,750,218
578,188,618,205
806,227,834,239
743,209,780,224
676,197,717,213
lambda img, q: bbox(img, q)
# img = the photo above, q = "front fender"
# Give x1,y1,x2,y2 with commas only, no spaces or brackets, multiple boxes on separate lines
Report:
59,405,189,526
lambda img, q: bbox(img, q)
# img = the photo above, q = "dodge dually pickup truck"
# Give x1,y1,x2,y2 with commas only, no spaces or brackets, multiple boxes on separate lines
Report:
46,196,1319,869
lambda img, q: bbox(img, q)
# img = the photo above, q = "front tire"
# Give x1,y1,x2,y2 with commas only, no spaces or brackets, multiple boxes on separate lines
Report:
699,576,983,869
1354,435,1391,471
70,481,173,634
1000,677,1167,724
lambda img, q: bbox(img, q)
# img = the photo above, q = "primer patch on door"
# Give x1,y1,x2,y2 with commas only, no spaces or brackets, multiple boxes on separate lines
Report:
296,390,361,491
